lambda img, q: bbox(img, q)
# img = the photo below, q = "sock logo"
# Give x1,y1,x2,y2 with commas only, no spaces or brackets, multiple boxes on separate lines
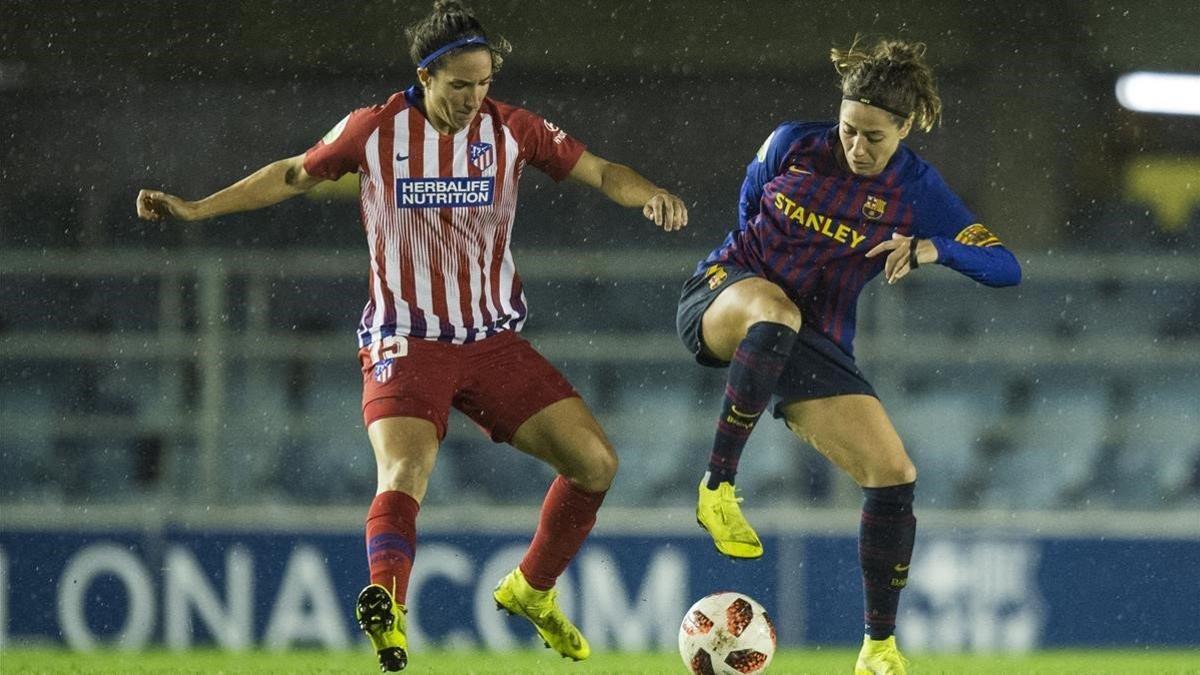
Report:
891,562,911,589
725,405,762,430
893,563,910,572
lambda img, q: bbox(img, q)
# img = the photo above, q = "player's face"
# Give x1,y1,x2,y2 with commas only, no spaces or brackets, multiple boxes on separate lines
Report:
837,100,912,177
419,49,494,134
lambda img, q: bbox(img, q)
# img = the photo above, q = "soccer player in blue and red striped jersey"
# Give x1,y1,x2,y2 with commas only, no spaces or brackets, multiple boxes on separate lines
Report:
136,1,687,670
676,37,1020,675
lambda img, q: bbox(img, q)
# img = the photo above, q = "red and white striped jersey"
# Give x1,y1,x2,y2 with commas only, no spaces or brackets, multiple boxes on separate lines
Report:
304,86,586,349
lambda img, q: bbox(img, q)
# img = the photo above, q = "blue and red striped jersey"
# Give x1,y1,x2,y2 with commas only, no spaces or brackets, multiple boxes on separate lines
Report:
699,121,1020,355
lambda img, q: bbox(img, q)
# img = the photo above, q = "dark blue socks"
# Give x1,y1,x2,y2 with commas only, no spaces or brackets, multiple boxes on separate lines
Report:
706,321,798,489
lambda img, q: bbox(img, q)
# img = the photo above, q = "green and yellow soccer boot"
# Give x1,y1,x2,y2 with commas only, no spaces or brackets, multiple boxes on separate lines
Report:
696,479,764,559
355,584,408,672
855,635,909,675
492,567,591,661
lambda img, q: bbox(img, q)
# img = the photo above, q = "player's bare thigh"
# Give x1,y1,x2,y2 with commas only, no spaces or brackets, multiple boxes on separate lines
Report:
509,397,617,493
700,276,803,362
779,394,917,488
367,416,441,501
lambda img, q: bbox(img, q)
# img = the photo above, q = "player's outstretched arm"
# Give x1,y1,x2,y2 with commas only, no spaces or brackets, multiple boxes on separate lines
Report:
866,231,1021,287
136,153,325,222
567,151,688,232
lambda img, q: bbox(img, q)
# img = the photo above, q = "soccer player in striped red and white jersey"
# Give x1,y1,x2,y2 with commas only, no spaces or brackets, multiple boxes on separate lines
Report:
136,1,686,670
675,38,1020,675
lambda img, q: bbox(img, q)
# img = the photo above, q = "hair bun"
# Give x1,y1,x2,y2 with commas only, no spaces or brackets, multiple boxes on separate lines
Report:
877,40,928,66
433,0,466,15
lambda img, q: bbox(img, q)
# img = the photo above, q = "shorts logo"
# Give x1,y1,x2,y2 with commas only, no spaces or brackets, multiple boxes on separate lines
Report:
863,195,887,220
705,264,728,290
373,358,394,384
396,177,494,208
469,141,494,172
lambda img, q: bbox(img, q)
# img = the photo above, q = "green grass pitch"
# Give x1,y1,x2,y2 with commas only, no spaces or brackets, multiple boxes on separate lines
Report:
3,648,1199,674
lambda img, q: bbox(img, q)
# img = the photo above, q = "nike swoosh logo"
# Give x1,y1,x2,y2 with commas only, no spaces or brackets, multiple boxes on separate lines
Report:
730,405,763,419
787,166,812,175
893,563,910,572
396,153,409,161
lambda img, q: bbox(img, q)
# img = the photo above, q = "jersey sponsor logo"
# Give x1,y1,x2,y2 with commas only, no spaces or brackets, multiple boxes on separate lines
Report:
543,119,568,145
322,114,349,144
773,192,867,249
704,264,728,290
395,177,494,208
954,223,1002,247
469,141,494,171
863,194,887,220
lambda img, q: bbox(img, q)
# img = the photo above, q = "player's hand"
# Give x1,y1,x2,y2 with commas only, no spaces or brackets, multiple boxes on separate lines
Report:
136,189,197,221
865,232,937,284
643,190,688,232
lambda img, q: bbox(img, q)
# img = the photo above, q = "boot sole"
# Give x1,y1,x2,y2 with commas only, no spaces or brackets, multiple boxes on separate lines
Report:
356,586,408,672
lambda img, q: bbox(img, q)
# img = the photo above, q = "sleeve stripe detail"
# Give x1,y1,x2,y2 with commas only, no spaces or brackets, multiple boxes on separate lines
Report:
954,223,1003,247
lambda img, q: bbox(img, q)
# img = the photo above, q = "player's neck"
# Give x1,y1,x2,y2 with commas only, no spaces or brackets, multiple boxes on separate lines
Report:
416,99,469,136
426,109,464,135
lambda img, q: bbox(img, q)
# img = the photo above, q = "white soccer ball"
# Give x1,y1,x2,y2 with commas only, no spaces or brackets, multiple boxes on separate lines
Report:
678,591,777,674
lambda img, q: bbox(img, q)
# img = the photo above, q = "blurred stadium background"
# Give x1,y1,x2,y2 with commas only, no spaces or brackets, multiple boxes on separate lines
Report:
1,0,1198,669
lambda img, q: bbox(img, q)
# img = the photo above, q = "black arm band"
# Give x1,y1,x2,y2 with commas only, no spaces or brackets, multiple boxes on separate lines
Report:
909,238,921,270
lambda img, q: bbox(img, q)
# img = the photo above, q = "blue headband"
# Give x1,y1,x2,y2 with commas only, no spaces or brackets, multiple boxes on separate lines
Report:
418,35,489,70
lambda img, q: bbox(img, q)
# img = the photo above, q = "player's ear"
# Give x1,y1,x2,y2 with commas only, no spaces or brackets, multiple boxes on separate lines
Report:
417,67,433,88
897,117,913,140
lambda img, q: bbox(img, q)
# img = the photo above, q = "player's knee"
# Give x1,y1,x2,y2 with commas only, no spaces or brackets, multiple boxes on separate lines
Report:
859,450,916,487
377,454,434,495
893,458,918,485
745,296,802,333
574,438,618,492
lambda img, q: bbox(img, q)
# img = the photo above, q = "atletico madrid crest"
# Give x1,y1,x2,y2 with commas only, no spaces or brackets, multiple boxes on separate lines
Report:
862,195,887,220
470,142,494,172
373,358,394,384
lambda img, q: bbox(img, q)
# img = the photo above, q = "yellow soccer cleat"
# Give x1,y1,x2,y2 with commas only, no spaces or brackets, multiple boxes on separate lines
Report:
696,479,764,559
355,584,409,672
855,635,909,675
492,567,591,661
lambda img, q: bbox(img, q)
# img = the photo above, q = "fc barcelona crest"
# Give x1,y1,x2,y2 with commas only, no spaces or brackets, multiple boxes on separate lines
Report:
469,142,494,172
705,264,728,290
863,195,887,220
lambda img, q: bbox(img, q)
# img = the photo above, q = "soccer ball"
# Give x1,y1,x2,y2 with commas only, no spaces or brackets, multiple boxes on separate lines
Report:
678,592,776,674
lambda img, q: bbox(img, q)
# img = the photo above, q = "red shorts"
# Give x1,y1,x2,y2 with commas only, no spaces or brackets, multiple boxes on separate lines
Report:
358,330,579,442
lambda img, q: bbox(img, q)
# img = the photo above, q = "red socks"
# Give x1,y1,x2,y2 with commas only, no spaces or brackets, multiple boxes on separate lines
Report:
365,491,420,603
519,476,607,591
365,479,603,599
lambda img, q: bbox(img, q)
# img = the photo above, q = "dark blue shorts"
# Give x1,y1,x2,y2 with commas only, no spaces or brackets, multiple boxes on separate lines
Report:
675,263,877,416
